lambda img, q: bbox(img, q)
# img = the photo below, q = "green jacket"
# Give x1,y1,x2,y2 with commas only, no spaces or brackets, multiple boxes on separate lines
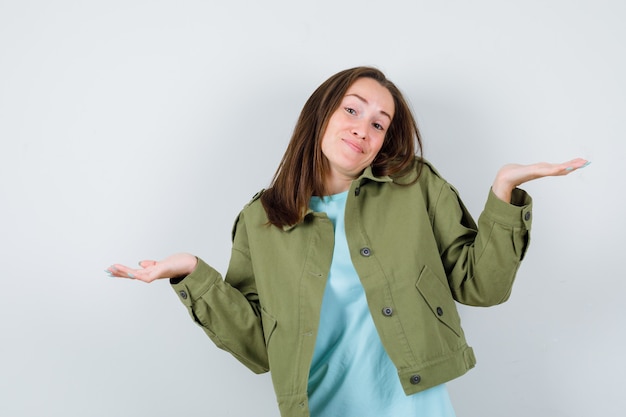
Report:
171,159,532,416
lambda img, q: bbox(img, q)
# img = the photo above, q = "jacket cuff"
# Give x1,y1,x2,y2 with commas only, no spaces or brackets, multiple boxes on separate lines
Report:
170,258,221,307
484,187,533,230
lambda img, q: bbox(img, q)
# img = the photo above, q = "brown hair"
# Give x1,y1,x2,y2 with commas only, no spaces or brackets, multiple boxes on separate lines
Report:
261,66,423,228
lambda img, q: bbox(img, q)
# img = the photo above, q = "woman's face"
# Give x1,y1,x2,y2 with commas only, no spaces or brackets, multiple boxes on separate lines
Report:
321,77,394,190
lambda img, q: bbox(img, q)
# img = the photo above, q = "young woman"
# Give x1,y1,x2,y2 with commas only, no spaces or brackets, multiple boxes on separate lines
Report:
107,67,588,416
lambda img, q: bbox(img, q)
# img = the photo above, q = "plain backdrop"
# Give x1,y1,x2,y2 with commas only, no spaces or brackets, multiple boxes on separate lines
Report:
1,0,624,416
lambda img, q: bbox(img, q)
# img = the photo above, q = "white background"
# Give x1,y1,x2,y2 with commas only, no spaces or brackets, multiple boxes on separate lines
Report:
1,0,624,416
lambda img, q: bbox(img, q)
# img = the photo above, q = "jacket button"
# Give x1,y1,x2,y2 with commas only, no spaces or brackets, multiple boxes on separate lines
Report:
179,290,188,300
436,307,443,316
360,247,371,257
382,307,393,317
354,187,361,196
410,374,421,384
524,211,531,221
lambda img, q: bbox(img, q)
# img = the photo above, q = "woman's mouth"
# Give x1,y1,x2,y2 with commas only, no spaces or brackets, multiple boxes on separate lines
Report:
342,138,363,153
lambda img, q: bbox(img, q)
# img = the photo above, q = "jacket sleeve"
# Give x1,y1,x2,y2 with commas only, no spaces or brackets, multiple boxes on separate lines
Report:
432,183,533,306
170,211,269,373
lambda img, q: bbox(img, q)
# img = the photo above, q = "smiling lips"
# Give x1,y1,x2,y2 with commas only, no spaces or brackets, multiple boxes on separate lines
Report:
342,138,364,153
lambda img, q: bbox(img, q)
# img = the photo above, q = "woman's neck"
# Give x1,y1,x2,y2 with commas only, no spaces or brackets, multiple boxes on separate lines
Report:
323,174,353,195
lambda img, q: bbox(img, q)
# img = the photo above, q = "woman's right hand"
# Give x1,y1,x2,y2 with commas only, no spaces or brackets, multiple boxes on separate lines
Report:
106,253,198,283
491,158,589,203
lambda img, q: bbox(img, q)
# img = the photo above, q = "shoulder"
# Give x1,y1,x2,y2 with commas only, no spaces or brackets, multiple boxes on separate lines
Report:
246,189,265,207
394,156,448,188
240,189,270,224
388,157,457,214
418,158,445,180
229,189,269,240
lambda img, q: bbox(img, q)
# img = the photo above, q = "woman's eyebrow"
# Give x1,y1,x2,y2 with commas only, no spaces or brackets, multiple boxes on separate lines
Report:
346,93,392,121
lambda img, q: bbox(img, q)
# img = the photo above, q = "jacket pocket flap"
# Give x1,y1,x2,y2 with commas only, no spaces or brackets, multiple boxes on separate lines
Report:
416,266,462,337
260,307,277,347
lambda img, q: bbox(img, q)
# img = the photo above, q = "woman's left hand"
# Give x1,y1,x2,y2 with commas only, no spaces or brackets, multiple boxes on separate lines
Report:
106,253,198,283
492,158,589,202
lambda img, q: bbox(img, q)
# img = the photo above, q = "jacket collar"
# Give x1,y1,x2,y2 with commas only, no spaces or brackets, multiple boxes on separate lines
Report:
282,167,393,231
358,165,393,183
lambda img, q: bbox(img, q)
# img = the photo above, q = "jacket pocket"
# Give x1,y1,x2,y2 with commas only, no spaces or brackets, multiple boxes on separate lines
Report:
416,266,462,337
260,307,277,347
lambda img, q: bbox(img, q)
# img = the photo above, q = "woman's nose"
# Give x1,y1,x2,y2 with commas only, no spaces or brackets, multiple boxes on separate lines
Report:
351,120,367,139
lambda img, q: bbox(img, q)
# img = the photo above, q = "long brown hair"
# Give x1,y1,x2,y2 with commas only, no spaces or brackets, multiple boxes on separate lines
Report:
261,66,423,228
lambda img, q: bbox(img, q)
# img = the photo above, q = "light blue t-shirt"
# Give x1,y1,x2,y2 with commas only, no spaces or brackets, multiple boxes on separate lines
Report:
307,191,456,417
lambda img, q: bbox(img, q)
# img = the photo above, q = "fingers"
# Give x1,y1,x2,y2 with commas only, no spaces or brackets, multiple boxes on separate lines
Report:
106,263,156,282
527,158,590,179
542,159,590,178
563,158,590,173
105,264,140,280
105,259,175,283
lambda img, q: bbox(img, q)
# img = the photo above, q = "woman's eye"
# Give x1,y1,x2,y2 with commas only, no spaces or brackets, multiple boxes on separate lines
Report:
373,123,384,131
345,107,356,115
